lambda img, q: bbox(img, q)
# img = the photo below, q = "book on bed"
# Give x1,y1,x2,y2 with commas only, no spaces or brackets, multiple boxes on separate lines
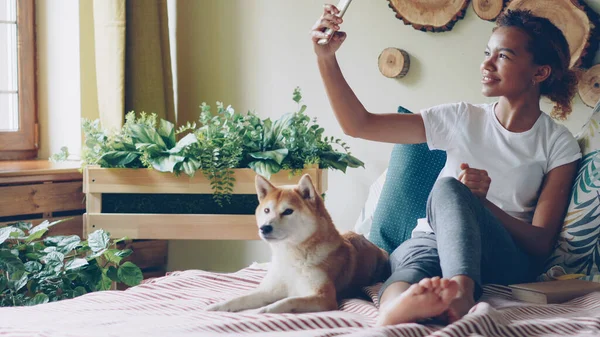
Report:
509,279,600,304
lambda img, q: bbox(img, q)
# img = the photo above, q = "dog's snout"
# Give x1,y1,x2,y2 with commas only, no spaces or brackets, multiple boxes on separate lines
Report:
260,225,273,234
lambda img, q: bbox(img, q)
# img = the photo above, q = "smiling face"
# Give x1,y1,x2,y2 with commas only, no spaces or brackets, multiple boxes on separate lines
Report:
480,26,549,99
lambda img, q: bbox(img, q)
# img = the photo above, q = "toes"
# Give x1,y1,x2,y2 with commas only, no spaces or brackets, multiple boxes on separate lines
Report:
410,283,426,295
441,278,450,288
419,278,433,289
440,280,460,303
430,277,442,295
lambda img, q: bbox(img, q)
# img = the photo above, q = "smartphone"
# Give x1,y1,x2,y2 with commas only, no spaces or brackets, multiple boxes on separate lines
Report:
317,0,353,45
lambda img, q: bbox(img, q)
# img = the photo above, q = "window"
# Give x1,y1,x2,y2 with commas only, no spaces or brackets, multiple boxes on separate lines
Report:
0,0,36,160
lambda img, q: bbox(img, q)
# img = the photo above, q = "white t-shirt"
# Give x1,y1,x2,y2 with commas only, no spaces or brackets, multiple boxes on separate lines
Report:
413,101,582,234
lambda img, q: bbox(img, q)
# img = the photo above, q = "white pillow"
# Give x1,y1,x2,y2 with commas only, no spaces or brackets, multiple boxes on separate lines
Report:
354,169,387,239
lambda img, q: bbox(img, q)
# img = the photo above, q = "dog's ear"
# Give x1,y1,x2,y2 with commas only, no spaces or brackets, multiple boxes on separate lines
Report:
255,174,275,202
296,174,317,201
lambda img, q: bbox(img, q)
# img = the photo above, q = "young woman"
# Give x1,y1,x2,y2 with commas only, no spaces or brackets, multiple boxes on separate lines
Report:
310,7,581,325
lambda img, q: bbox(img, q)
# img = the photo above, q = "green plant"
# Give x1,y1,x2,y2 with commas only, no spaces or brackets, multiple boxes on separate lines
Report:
0,220,143,307
49,146,70,163
78,87,364,205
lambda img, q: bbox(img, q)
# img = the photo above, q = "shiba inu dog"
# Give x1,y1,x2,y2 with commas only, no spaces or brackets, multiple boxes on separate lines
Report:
206,174,390,314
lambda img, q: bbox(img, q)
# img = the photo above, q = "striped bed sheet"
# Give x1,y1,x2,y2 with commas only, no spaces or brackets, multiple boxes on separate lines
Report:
1,266,600,337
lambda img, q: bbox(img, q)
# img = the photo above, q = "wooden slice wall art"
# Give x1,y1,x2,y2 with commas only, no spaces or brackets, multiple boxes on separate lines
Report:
578,64,600,108
387,0,470,32
505,0,599,68
378,48,410,78
473,0,505,21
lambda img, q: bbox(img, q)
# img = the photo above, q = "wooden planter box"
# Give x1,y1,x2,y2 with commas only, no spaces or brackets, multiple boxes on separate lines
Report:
83,166,328,240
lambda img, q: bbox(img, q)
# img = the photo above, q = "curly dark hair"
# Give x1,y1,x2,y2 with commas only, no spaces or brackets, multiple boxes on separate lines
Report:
495,9,578,120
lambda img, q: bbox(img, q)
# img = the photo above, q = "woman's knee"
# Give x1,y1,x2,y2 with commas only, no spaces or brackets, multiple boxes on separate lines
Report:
428,177,470,206
432,177,465,195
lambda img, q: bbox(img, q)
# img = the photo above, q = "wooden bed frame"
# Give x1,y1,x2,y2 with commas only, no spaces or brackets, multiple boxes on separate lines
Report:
83,166,328,240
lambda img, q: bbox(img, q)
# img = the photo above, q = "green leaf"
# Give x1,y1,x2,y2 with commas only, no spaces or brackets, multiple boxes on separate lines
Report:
135,143,163,156
30,219,65,235
182,158,201,176
115,249,133,258
9,228,26,238
344,154,365,168
26,293,49,306
12,221,32,232
117,262,143,286
321,157,348,173
158,119,176,148
0,276,6,292
249,149,289,165
24,261,42,273
103,249,127,264
88,230,110,253
65,258,88,270
49,146,70,163
100,151,140,166
148,155,185,173
111,140,137,152
43,246,57,253
106,266,119,282
129,124,167,149
9,273,28,292
44,251,65,272
25,228,48,243
73,286,87,297
25,253,42,260
293,87,302,103
112,236,129,244
87,248,107,260
0,226,20,245
167,133,198,154
43,236,65,246
248,160,281,179
28,241,45,252
55,235,81,255
0,249,25,274
96,274,112,291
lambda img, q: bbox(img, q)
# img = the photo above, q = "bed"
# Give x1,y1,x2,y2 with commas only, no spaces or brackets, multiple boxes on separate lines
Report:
1,264,600,337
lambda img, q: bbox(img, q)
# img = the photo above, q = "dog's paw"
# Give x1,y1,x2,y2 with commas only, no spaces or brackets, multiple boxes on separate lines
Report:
243,307,266,314
205,301,234,312
255,303,287,314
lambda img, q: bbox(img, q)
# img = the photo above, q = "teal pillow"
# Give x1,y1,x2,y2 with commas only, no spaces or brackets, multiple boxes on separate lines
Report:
369,106,447,254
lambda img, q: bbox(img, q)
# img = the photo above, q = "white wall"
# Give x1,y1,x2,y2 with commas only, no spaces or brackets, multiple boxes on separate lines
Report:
36,0,82,159
168,0,597,272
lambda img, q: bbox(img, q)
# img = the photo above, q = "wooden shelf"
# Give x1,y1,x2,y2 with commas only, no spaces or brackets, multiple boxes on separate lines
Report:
0,160,83,184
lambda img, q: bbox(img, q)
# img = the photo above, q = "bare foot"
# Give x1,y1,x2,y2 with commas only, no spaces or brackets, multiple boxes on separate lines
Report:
445,292,475,323
376,277,459,326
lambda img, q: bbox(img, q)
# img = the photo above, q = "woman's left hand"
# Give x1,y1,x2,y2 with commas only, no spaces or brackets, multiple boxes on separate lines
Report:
458,163,491,199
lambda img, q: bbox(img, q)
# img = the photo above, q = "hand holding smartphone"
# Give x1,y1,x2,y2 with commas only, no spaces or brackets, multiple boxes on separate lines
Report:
317,0,353,45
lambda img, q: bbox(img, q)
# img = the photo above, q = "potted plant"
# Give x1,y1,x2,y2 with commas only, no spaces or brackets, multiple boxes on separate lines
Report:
80,88,363,240
0,219,143,306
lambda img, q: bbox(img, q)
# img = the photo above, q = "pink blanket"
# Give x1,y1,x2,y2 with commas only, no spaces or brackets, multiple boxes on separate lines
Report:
1,267,600,336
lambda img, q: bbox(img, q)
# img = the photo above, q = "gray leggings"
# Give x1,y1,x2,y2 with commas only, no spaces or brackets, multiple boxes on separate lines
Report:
379,177,536,301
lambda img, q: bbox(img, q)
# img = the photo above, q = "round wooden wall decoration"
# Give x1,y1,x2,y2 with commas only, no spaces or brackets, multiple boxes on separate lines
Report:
473,0,505,21
387,0,470,32
579,64,600,108
505,0,598,68
378,48,410,78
